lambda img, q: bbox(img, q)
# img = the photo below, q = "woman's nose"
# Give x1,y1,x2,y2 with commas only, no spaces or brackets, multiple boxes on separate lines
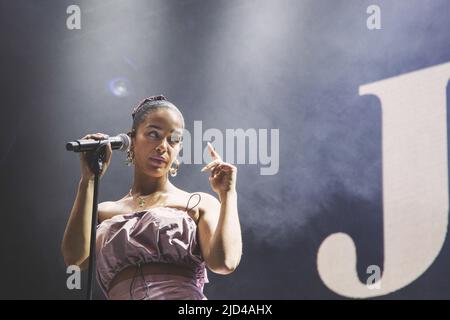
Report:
155,139,168,153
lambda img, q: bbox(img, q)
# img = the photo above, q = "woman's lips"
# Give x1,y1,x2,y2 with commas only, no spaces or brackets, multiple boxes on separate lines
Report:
149,157,167,167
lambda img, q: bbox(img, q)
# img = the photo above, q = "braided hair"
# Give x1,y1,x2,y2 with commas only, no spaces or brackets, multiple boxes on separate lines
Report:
128,94,185,138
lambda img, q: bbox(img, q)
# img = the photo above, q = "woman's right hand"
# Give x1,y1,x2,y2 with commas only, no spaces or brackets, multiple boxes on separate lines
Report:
79,133,112,181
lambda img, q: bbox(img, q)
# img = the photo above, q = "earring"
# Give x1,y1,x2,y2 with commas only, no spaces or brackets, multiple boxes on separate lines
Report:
169,159,180,177
126,149,135,166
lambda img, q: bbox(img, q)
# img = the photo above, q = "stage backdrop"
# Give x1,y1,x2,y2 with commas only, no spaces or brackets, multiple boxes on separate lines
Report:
0,0,449,299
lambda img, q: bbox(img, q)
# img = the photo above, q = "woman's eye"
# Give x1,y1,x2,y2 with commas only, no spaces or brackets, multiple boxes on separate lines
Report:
148,131,160,139
169,133,182,144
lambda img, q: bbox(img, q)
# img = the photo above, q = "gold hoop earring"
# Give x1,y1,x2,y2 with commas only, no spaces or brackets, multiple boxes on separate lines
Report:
169,159,180,177
126,149,135,166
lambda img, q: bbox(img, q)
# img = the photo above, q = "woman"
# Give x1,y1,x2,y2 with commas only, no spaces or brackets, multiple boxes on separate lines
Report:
61,95,242,300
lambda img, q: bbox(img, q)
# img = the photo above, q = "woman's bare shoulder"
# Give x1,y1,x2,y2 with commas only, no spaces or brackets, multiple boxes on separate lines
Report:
98,201,118,212
167,188,217,220
191,192,221,216
172,188,218,206
99,191,132,210
98,197,129,222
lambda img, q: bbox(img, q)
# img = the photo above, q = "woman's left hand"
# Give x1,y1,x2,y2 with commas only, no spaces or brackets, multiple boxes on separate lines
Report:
201,142,237,196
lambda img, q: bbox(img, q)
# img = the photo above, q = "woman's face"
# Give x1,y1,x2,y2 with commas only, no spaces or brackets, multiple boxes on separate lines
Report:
132,108,183,177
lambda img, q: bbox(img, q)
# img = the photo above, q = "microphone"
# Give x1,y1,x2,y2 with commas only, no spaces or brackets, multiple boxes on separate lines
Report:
66,133,131,153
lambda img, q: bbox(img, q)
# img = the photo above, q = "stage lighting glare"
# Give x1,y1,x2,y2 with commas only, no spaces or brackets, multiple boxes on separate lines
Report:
108,77,130,97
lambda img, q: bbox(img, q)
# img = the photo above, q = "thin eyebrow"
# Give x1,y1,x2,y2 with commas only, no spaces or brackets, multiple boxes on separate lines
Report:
146,124,163,130
146,124,182,134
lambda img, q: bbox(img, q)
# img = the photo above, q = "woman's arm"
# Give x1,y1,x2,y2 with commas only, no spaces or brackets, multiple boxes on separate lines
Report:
62,133,112,269
61,179,111,269
198,191,242,275
61,178,95,268
197,142,242,274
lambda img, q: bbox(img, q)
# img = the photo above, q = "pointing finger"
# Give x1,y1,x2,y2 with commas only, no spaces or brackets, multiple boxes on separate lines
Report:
201,159,221,172
207,142,222,161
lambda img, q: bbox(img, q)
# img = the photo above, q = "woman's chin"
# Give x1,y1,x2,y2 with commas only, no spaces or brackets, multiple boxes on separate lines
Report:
144,164,167,176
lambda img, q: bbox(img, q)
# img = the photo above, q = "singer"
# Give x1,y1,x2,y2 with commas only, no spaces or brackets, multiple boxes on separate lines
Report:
61,95,242,300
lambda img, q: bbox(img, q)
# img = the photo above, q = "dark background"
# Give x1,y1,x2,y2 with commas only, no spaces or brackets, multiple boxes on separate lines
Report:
0,0,449,299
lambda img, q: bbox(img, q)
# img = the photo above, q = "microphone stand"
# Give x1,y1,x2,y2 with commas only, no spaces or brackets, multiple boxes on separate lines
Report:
85,140,108,300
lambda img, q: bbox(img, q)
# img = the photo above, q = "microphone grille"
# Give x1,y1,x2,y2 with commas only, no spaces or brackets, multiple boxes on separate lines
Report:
118,133,131,152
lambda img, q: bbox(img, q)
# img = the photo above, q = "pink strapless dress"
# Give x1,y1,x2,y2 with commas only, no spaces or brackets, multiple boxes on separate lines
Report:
95,206,209,300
